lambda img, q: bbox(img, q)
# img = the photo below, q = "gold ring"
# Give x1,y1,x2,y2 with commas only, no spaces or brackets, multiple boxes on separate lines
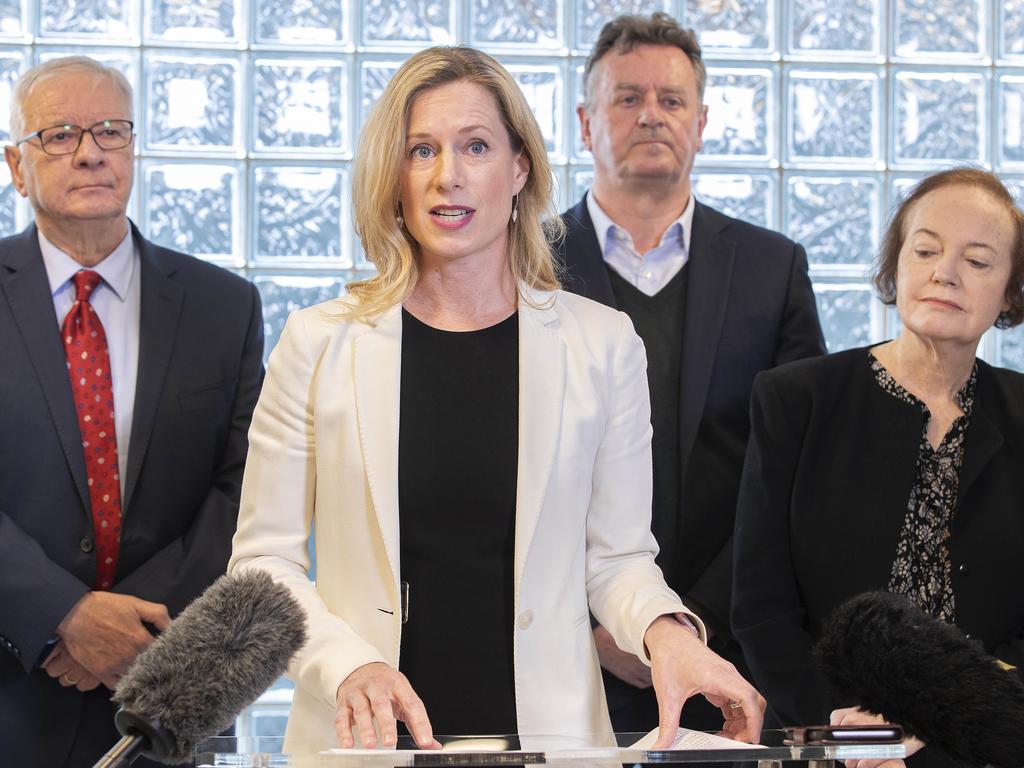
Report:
728,701,743,710
61,673,80,686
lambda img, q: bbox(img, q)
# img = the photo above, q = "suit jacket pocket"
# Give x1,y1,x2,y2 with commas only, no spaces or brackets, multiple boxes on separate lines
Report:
178,378,238,416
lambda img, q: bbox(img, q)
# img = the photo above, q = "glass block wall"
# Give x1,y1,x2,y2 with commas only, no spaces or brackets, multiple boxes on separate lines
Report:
3,0,1024,363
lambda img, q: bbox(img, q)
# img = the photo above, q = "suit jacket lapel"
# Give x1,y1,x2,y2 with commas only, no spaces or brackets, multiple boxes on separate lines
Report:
1,225,91,513
560,195,616,306
123,227,184,511
515,291,565,589
956,368,1003,522
678,202,735,472
353,304,403,586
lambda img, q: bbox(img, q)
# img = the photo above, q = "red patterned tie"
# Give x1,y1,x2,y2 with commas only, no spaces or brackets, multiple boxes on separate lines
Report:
62,270,122,590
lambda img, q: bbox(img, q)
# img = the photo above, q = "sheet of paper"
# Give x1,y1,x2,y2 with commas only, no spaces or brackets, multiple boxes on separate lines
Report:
629,726,766,750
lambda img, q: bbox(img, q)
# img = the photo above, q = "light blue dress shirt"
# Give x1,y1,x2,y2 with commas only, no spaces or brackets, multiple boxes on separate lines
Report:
586,191,695,297
39,227,140,501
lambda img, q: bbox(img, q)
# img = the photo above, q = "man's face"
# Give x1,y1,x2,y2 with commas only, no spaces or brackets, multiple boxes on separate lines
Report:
4,72,134,233
579,44,707,192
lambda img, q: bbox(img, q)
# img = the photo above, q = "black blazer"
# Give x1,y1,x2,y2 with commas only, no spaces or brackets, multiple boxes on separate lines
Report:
732,346,1024,730
556,194,826,636
0,223,264,767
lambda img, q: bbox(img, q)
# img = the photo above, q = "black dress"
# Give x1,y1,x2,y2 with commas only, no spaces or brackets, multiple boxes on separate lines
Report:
397,309,519,736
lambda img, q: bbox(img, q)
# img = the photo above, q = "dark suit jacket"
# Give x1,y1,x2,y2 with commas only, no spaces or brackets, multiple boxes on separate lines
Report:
732,347,1024,734
0,223,264,767
557,194,825,640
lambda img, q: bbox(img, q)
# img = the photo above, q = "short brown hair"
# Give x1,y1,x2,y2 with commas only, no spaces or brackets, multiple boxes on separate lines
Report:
582,12,705,107
873,166,1024,329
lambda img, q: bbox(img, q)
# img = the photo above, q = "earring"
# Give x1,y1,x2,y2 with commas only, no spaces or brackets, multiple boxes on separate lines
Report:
511,194,519,224
396,208,404,228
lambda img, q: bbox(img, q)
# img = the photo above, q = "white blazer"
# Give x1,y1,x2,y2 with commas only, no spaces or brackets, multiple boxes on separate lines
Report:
229,287,697,751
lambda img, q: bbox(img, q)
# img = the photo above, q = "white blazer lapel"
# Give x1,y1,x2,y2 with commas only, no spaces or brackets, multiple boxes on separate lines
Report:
515,291,566,589
353,304,403,585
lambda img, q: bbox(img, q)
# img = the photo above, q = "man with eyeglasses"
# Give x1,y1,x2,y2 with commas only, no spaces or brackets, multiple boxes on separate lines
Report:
0,56,263,767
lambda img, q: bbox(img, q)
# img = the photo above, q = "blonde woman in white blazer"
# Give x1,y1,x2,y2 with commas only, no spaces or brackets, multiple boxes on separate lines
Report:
229,45,765,754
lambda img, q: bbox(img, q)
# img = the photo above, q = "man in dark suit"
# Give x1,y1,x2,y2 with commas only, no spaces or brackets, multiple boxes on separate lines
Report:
0,56,263,766
556,13,826,731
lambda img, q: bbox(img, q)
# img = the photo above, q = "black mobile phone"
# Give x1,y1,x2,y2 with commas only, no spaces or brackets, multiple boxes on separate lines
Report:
783,724,904,745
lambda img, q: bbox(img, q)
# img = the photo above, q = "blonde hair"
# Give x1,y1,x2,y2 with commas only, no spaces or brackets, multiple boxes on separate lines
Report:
347,45,563,322
9,56,133,141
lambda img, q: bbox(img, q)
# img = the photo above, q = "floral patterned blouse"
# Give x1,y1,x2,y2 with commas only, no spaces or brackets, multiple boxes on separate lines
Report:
869,352,977,623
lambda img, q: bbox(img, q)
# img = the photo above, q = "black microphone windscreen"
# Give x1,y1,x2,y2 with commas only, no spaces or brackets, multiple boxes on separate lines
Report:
815,590,1024,767
112,570,307,764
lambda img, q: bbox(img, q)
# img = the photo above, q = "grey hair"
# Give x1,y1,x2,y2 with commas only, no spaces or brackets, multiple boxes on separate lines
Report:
9,56,133,140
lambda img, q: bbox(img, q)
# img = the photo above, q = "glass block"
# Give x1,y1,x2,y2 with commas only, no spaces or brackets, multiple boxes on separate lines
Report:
39,0,135,39
998,76,1024,169
572,62,588,161
997,324,1024,371
470,0,561,49
359,62,400,130
146,0,238,43
786,70,880,164
813,282,878,352
0,0,25,38
787,0,880,55
894,0,984,58
571,169,593,204
142,163,239,264
892,71,986,166
1000,0,1024,60
363,0,453,45
256,0,344,45
255,275,345,358
506,64,563,159
693,172,776,229
0,161,17,237
687,0,772,52
786,175,880,265
574,0,670,51
254,59,346,154
253,166,348,264
145,54,242,152
701,67,775,162
0,51,25,144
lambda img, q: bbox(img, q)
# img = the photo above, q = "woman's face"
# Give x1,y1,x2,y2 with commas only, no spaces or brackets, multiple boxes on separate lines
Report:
895,184,1015,347
399,80,529,270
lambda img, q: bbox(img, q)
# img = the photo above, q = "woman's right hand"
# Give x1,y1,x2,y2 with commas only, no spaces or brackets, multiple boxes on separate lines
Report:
335,662,441,749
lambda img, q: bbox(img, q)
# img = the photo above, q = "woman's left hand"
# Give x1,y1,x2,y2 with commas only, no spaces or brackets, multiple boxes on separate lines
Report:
644,615,766,748
830,706,925,768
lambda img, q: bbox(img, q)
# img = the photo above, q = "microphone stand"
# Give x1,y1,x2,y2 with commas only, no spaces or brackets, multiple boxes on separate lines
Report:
92,733,148,768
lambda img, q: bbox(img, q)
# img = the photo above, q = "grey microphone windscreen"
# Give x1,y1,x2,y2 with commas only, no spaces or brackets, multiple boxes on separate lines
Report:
111,570,307,764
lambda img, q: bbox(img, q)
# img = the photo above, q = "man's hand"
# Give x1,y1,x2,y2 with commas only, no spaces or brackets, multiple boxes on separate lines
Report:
644,615,765,748
593,623,653,689
335,662,441,750
41,641,101,691
831,706,924,768
57,591,171,688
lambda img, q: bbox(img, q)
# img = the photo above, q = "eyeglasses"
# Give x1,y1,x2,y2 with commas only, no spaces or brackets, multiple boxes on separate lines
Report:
14,119,134,156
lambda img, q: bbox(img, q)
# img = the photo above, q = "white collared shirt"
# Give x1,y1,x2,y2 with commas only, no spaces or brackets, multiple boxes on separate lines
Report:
40,226,141,500
587,191,695,297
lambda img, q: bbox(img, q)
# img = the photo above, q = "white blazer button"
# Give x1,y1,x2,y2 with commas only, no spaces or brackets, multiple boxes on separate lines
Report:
518,609,534,630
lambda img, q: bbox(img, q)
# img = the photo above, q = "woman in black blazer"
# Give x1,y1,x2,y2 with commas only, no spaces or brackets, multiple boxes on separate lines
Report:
732,167,1024,762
